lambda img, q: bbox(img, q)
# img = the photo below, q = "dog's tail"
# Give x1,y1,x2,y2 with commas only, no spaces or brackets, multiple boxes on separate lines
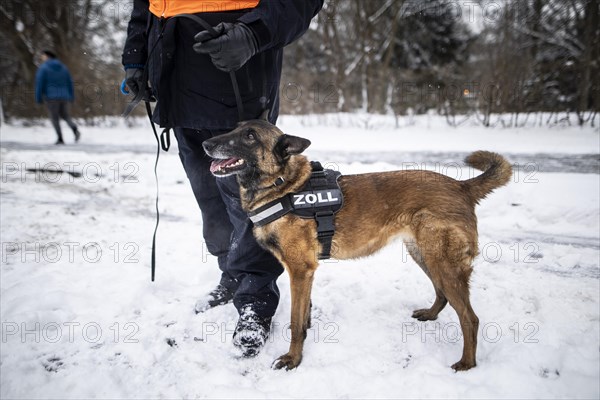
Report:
462,151,512,202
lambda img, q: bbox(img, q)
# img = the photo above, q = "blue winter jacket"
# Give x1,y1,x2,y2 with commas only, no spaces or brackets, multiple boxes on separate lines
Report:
35,59,74,103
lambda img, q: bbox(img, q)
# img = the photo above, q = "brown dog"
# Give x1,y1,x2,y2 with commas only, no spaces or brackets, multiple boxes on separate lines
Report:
202,118,512,371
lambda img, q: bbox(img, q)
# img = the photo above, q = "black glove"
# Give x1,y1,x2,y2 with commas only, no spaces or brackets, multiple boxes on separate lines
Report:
125,68,144,97
124,68,155,102
193,22,258,72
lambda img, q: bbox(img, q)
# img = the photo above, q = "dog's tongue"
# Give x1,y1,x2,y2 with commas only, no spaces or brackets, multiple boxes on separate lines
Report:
210,158,240,173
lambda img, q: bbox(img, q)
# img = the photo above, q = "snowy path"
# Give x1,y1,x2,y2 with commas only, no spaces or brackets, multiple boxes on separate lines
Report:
1,115,599,399
2,139,598,174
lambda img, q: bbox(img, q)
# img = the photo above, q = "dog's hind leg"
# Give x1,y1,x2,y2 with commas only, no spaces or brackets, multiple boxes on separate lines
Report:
440,268,479,371
412,287,448,321
415,227,479,371
406,244,448,321
272,266,316,370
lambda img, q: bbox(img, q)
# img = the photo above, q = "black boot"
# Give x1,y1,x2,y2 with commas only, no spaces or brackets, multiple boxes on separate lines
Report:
55,138,65,145
74,128,81,142
233,305,272,357
194,284,234,314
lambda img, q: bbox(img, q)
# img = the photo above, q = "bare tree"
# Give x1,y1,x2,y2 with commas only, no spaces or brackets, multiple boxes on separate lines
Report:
0,0,130,120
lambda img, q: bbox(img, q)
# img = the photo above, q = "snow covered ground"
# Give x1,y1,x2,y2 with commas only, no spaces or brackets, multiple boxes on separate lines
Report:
1,114,599,399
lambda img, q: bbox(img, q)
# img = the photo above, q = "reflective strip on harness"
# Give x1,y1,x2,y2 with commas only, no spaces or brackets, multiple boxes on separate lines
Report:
248,202,285,225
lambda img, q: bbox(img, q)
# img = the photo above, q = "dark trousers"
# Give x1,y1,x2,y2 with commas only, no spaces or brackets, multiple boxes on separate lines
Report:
174,128,283,318
46,100,78,141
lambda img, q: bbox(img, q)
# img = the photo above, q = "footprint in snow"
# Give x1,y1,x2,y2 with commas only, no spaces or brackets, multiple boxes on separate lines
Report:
539,368,560,380
42,356,64,373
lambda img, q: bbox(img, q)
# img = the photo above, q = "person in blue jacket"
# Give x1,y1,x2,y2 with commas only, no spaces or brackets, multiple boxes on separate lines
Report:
122,0,323,356
35,50,80,145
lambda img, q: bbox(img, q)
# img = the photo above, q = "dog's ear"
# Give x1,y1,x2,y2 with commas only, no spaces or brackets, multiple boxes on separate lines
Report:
259,108,270,121
274,134,311,160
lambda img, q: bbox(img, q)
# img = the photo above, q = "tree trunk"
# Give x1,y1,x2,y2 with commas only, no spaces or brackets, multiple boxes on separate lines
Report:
577,0,598,125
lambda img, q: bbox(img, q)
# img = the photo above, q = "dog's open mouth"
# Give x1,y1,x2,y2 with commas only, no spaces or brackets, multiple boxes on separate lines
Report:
210,157,246,175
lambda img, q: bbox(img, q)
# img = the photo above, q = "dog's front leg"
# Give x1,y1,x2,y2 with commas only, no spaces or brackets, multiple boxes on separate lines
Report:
273,267,315,370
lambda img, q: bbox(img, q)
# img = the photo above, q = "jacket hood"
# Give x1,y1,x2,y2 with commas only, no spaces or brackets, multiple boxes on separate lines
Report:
45,59,65,71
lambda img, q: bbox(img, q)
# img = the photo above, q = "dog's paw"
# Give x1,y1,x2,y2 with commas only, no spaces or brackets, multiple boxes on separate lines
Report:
451,359,476,371
411,308,439,321
272,353,302,371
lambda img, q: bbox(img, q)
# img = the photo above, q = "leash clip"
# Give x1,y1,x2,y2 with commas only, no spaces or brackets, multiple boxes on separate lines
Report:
160,128,171,151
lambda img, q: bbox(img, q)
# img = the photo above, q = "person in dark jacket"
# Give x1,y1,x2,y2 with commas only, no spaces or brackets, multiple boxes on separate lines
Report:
35,50,80,145
122,0,323,356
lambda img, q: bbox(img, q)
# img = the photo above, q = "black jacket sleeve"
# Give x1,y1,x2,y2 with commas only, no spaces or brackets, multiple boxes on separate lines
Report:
238,0,324,52
122,0,150,67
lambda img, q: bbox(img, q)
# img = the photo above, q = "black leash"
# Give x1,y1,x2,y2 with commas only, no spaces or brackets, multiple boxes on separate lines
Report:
146,107,171,282
124,14,248,281
175,14,245,121
146,102,161,281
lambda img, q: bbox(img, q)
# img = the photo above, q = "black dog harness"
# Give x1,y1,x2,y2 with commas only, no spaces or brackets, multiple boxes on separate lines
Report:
248,162,344,259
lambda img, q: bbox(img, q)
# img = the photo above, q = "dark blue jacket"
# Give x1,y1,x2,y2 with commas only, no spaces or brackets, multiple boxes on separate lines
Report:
35,59,75,103
122,0,323,130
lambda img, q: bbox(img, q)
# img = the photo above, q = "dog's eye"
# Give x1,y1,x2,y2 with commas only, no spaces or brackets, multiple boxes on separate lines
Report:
245,129,256,141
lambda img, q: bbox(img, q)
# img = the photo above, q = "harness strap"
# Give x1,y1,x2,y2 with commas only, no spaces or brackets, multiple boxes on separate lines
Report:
308,162,336,260
247,162,343,260
308,161,328,187
315,211,335,260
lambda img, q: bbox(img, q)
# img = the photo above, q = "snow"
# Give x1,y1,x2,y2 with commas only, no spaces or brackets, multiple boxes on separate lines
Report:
1,114,599,399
